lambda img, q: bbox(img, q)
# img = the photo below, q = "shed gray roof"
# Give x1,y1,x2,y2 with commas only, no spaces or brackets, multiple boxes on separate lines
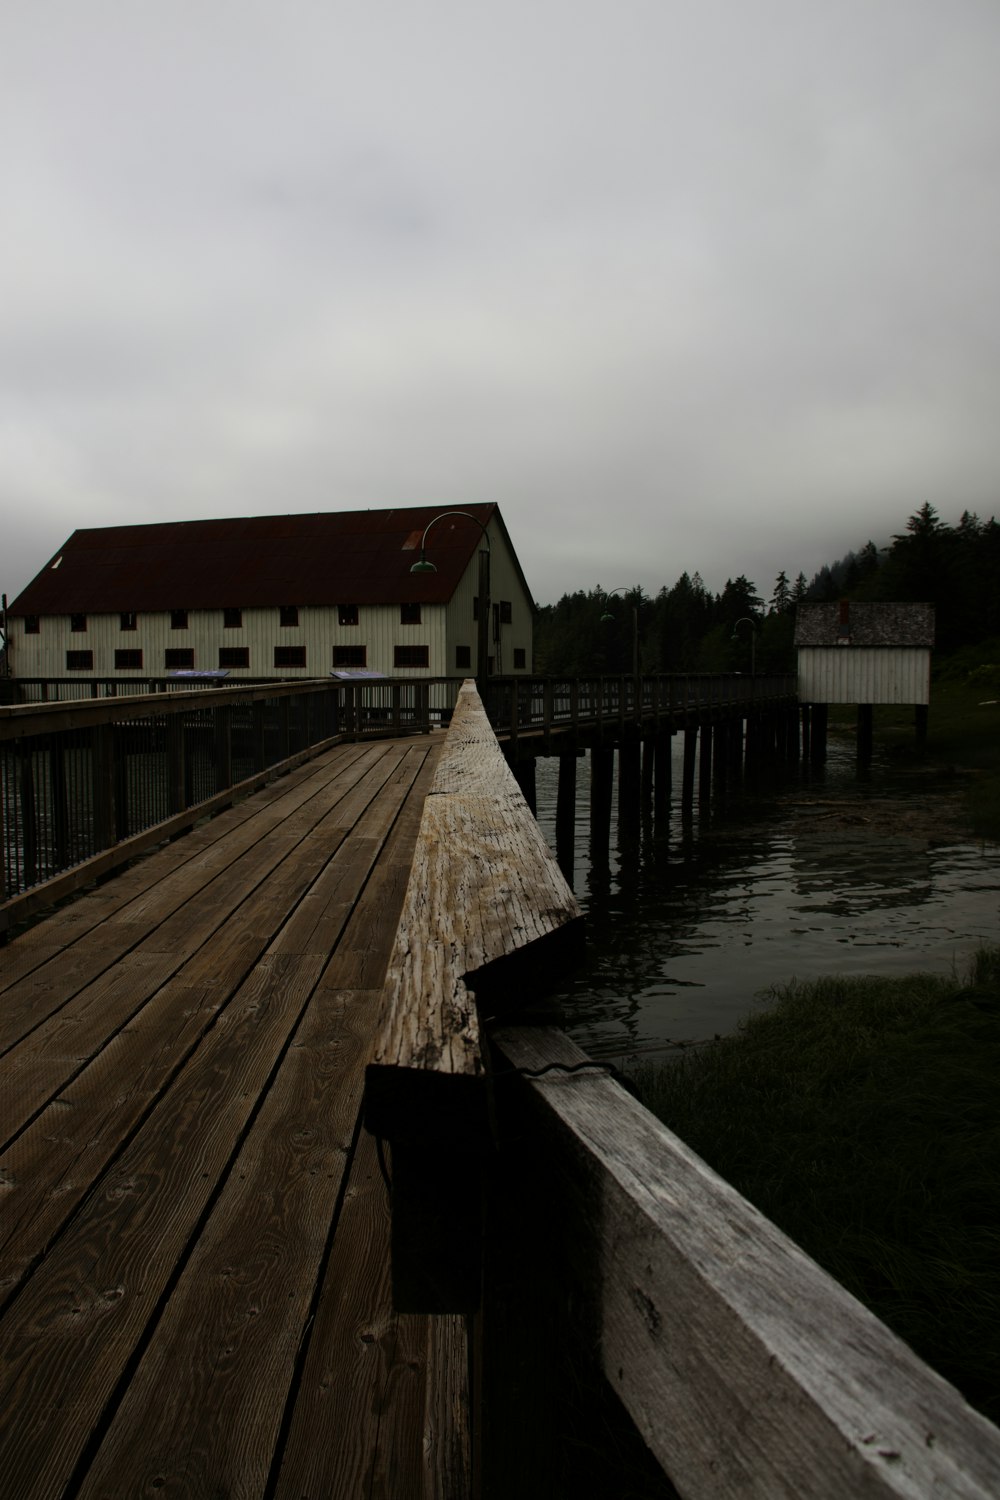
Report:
794,602,935,647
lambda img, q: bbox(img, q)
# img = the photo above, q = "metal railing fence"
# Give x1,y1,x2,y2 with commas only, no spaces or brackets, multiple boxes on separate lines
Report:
1,677,461,925
484,671,798,737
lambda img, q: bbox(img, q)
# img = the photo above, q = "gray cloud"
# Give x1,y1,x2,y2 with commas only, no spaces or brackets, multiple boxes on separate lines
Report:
3,0,1000,607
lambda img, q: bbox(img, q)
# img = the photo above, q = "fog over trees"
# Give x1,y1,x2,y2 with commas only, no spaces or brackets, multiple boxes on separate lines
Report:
534,504,1000,675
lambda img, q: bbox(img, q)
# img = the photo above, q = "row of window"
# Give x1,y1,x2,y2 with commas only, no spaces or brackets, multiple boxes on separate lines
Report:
24,600,515,634
62,643,528,672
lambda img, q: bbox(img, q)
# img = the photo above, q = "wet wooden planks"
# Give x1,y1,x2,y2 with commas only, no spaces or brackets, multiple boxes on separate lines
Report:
0,732,470,1499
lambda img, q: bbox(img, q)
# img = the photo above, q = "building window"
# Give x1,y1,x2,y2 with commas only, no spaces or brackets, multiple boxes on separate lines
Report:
219,646,250,668
333,645,367,668
170,609,189,630
223,607,243,629
338,603,359,626
115,648,143,669
513,648,526,669
120,611,138,631
279,605,299,628
25,615,40,634
274,645,307,668
394,645,429,669
455,645,471,670
400,602,421,625
70,613,87,633
165,648,195,669
66,649,94,670
499,600,512,624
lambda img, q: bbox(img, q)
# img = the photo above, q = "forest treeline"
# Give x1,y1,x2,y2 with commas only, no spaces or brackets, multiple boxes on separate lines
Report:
534,503,1000,676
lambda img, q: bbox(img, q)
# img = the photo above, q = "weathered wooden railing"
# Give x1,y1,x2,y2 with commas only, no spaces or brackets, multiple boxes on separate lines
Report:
485,671,797,742
365,683,1000,1498
0,677,446,934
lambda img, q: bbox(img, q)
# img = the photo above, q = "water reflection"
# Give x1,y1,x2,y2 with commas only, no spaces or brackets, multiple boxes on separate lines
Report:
533,739,1000,1060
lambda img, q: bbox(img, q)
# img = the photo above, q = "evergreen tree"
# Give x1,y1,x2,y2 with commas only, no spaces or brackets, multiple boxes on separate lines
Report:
770,571,792,614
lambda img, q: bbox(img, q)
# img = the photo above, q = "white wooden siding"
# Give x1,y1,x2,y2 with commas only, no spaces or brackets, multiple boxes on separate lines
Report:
9,517,533,679
797,647,931,704
443,518,534,674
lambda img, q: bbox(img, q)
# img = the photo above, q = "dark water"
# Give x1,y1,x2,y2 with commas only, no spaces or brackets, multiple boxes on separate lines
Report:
533,739,1000,1061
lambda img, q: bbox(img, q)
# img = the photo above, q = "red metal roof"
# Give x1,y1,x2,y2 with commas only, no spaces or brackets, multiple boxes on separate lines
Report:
8,505,519,614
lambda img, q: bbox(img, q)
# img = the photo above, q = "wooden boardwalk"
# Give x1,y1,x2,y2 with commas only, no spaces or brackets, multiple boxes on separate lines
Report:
0,733,470,1499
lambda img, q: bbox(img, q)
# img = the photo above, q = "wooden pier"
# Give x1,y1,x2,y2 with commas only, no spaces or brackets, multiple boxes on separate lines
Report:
0,732,469,1497
3,678,1000,1497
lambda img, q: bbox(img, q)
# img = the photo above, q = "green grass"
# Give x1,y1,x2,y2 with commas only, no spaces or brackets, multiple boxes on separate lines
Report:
631,948,1000,1423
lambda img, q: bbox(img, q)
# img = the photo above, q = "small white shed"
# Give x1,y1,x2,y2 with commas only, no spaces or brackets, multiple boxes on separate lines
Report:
794,602,935,706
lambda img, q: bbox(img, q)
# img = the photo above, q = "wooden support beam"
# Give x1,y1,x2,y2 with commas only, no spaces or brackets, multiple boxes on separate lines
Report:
589,744,614,860
653,732,672,822
698,721,712,808
555,751,577,883
681,726,697,811
618,737,641,835
858,703,874,764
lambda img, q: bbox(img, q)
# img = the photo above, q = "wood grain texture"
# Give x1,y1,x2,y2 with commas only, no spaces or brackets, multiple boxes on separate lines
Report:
274,1124,425,1500
491,1025,1000,1500
0,951,327,1500
0,744,381,1049
367,683,581,1138
0,979,221,1307
75,987,370,1499
422,1311,472,1498
0,730,453,1497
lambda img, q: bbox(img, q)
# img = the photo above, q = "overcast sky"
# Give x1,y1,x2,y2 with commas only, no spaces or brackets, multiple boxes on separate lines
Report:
4,1,1000,608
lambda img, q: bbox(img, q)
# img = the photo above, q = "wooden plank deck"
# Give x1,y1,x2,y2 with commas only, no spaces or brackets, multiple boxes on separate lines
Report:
0,733,470,1499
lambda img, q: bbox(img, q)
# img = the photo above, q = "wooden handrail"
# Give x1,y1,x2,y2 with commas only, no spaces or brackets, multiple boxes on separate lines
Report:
490,1024,1000,1499
364,679,583,1309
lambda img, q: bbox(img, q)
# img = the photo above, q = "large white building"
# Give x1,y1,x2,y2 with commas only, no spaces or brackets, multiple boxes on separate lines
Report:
5,505,534,682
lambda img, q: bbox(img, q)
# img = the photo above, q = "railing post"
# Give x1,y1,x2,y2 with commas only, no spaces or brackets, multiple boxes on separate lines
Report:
253,699,267,771
167,714,186,814
51,737,70,871
114,726,130,841
91,724,116,854
214,703,233,793
18,744,38,887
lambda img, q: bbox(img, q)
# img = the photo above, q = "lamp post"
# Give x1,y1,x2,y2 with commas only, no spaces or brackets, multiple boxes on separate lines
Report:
732,616,757,677
599,587,641,712
410,510,491,691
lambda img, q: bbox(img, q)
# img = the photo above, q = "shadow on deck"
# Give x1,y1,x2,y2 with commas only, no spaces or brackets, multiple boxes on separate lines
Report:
0,732,468,1497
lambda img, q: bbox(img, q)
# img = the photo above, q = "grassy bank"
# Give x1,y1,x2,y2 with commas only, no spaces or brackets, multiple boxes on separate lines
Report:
631,948,1000,1424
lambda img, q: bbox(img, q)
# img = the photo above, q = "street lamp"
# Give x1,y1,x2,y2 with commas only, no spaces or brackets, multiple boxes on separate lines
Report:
410,510,491,690
599,588,640,678
599,587,641,714
731,616,757,677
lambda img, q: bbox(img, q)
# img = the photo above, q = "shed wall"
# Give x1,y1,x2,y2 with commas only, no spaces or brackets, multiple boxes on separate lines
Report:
797,647,931,705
